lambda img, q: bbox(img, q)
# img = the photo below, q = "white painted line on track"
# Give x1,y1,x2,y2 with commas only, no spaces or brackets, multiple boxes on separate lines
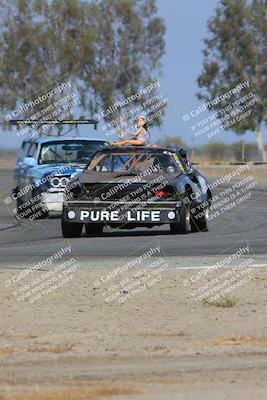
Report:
177,263,267,270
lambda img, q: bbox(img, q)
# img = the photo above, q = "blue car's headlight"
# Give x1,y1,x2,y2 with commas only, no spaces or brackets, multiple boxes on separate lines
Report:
50,176,70,188
35,172,71,190
33,178,41,188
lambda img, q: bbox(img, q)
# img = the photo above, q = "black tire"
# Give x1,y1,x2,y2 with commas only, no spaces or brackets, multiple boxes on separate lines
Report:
16,196,29,219
85,224,104,236
191,208,209,232
170,206,191,234
62,219,83,238
16,190,49,220
30,190,49,220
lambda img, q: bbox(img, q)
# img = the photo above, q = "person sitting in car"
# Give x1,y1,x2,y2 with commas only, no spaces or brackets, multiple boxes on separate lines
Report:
112,116,150,146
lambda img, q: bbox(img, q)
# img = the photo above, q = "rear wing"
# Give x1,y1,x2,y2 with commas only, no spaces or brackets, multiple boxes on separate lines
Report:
9,119,98,130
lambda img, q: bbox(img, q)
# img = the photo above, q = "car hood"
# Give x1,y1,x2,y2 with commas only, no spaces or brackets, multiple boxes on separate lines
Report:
31,163,85,179
79,170,175,184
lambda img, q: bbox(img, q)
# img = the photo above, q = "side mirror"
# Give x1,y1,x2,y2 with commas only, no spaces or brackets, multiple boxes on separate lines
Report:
23,157,37,167
187,166,194,175
179,149,187,160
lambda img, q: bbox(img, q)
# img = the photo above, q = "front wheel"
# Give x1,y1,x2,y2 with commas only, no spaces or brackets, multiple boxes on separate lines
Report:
85,224,104,236
191,208,209,232
16,195,29,219
30,190,49,219
170,206,191,234
16,190,49,220
62,219,83,238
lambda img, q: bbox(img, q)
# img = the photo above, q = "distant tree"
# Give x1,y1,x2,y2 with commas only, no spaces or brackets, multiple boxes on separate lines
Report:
78,0,166,118
0,0,166,135
0,0,86,134
231,141,258,161
202,141,230,161
0,0,52,111
197,0,267,161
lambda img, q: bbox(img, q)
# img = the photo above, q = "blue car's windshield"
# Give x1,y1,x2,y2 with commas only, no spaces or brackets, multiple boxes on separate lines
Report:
38,140,107,164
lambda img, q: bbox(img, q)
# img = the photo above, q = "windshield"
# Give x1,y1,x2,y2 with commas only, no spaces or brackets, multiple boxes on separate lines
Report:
87,151,185,174
38,140,108,164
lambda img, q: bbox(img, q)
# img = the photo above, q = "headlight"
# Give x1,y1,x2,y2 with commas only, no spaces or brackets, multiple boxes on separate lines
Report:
60,177,69,186
33,179,41,188
50,177,60,187
50,176,70,188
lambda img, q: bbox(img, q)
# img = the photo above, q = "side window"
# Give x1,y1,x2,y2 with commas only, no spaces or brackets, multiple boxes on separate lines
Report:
112,155,128,172
17,142,30,162
100,155,111,171
27,143,38,159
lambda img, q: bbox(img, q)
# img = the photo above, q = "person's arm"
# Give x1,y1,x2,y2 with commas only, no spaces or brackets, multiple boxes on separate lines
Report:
130,127,144,138
118,115,125,138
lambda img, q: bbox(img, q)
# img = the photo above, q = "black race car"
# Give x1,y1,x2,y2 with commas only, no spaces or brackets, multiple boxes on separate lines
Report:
61,146,212,237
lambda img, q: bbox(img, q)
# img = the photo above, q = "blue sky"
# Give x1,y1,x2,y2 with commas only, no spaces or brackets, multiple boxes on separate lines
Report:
154,0,262,147
0,0,264,148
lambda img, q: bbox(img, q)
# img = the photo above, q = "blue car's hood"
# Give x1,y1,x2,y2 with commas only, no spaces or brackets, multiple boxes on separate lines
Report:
31,162,85,180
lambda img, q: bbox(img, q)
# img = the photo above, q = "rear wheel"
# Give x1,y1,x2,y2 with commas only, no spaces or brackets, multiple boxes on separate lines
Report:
85,224,104,236
170,206,191,234
62,219,83,238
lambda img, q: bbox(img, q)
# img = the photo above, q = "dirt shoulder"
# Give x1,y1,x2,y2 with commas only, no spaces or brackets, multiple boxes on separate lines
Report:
196,163,267,182
0,266,267,400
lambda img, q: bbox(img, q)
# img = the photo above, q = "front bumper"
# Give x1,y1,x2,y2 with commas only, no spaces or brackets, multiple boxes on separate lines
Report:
63,200,182,224
42,192,64,212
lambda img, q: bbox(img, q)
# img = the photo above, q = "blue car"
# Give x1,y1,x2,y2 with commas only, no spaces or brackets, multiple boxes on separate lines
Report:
13,136,109,219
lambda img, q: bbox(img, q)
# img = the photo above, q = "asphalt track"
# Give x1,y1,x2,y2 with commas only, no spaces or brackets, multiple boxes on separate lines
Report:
0,166,266,267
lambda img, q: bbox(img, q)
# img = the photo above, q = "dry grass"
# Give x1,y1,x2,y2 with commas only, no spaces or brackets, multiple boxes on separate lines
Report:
201,336,267,346
0,343,74,355
139,331,185,337
203,297,237,308
192,157,236,164
196,165,267,181
1,385,140,400
0,155,16,167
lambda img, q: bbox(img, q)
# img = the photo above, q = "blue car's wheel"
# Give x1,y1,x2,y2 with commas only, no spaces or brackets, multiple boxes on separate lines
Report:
30,190,49,220
16,195,27,218
16,189,48,220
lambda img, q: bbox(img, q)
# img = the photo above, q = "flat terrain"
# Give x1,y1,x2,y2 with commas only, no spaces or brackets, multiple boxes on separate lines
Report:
0,267,267,400
0,163,266,399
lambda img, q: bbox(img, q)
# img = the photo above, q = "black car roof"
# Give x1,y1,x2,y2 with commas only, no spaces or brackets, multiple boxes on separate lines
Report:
97,145,176,154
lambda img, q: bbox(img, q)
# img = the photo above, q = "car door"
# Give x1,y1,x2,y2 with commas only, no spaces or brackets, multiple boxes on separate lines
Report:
14,141,31,188
16,142,38,195
23,142,39,195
